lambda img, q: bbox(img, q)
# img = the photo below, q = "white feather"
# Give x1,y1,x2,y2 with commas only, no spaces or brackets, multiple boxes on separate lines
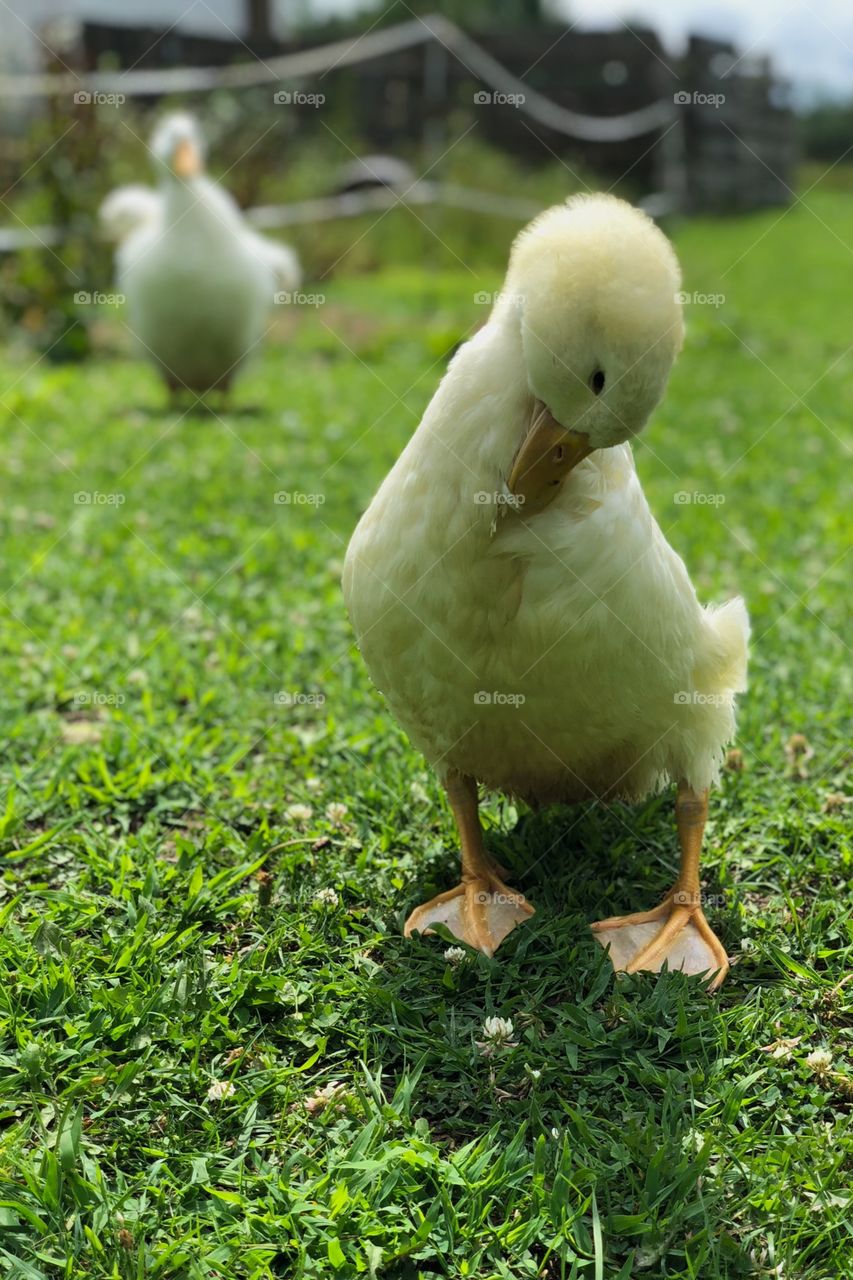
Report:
249,233,302,294
99,185,160,244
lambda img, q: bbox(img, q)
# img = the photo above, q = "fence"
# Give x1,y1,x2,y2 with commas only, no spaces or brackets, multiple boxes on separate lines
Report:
0,12,796,231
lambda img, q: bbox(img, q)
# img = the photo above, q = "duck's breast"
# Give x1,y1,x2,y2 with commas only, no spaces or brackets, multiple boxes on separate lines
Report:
120,189,273,387
346,440,732,801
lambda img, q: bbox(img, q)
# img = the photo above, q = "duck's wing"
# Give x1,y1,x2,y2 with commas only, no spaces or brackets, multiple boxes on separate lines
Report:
492,443,749,790
247,232,302,293
99,185,161,244
186,180,301,291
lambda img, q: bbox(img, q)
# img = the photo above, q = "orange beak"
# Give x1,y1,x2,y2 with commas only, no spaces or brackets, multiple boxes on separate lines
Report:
507,400,594,515
172,138,201,179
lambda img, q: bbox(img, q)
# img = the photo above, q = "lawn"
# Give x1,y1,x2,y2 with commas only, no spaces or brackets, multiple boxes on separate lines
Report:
0,190,852,1280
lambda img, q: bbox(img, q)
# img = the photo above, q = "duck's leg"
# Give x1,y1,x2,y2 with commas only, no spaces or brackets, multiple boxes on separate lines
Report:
590,781,729,990
404,772,534,956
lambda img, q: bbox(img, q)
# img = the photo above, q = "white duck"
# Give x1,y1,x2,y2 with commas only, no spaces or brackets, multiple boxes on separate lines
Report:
99,184,160,244
343,194,749,989
101,113,301,395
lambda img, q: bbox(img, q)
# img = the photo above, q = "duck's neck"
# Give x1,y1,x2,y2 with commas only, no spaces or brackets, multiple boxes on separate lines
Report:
400,299,624,542
161,176,236,245
418,300,532,491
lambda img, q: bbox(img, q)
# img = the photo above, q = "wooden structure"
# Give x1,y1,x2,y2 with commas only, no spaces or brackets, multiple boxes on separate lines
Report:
7,17,797,214
680,36,794,210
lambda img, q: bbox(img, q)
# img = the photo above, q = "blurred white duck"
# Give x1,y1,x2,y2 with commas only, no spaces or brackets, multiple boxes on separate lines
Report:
344,194,749,989
100,113,301,395
99,184,160,244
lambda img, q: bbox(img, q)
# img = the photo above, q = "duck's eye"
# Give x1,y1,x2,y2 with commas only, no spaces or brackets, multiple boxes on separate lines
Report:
590,369,606,395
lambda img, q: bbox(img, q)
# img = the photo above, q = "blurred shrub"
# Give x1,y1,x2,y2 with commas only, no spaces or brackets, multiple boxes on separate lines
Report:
799,100,853,164
2,97,111,359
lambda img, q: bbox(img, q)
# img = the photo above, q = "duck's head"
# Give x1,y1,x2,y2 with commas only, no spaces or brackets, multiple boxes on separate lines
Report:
150,112,205,180
504,194,684,512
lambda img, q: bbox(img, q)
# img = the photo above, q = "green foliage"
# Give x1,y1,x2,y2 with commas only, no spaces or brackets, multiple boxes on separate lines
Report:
303,0,549,37
0,189,851,1278
799,99,853,162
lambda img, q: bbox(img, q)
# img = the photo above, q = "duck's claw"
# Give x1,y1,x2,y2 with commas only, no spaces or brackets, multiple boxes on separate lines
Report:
590,893,729,990
404,875,534,957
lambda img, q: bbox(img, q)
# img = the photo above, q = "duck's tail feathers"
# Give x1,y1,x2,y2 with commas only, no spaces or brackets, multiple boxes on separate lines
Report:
696,596,750,695
261,238,302,292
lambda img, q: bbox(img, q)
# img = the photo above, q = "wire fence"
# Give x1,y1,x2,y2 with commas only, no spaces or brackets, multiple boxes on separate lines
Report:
0,14,673,143
0,182,545,254
0,10,795,251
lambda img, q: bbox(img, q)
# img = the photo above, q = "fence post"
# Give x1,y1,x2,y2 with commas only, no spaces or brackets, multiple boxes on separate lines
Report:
659,104,687,214
422,38,449,154
245,0,271,42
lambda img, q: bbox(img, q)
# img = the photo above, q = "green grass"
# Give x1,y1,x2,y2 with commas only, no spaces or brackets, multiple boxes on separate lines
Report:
0,191,852,1280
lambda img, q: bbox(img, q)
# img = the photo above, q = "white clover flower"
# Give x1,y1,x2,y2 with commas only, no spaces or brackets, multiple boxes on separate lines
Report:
806,1048,833,1074
285,803,313,824
444,946,467,966
305,777,322,792
206,1081,236,1102
477,1016,517,1056
325,802,349,825
302,1080,348,1115
759,1035,802,1061
681,1128,703,1153
313,887,340,908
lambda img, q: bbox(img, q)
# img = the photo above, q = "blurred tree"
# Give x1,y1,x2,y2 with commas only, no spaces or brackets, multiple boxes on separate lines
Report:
799,99,853,162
